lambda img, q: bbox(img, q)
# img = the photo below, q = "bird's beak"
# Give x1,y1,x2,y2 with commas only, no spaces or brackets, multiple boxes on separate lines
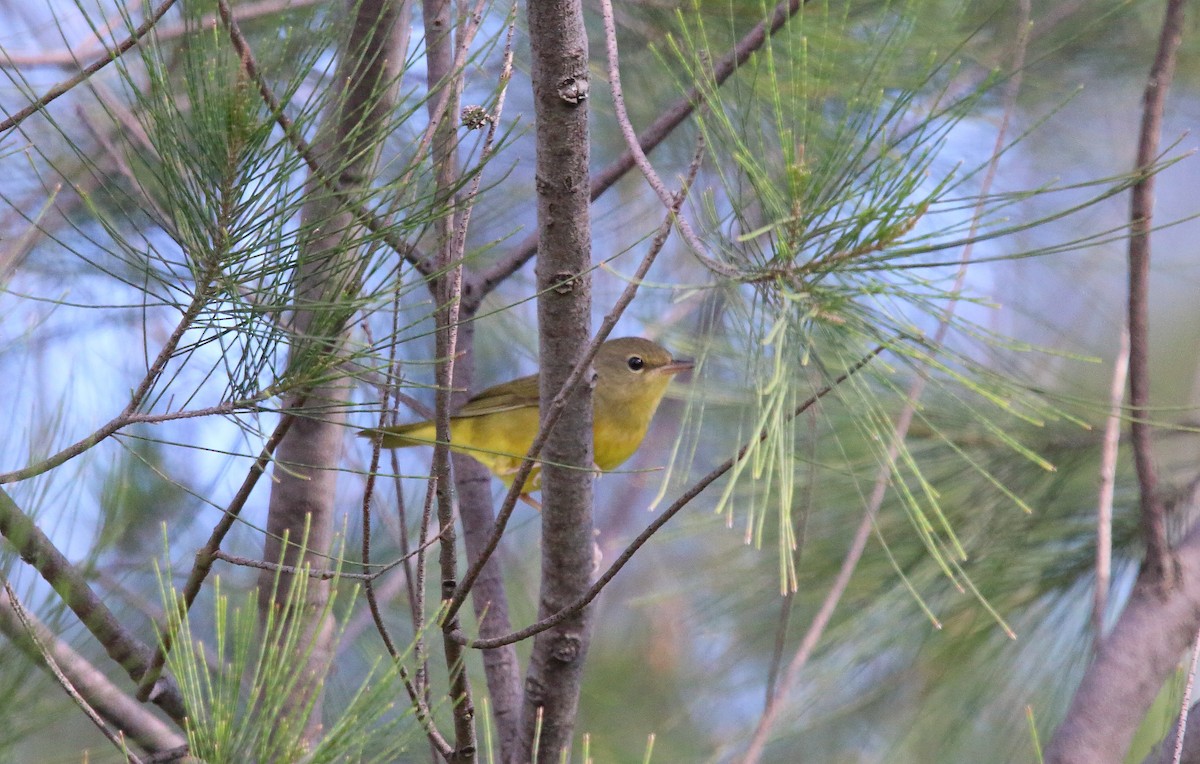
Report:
660,357,695,376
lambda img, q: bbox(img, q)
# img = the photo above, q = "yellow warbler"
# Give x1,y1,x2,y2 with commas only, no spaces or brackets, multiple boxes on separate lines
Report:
359,337,693,493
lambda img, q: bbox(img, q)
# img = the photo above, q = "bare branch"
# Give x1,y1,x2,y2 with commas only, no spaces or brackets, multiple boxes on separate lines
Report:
422,0,478,756
514,0,598,756
359,278,416,662
1094,326,1130,651
357,481,454,764
1127,0,1186,587
0,487,187,723
211,533,445,579
599,0,739,283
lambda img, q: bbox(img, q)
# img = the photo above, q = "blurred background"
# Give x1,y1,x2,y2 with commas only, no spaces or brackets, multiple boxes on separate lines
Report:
1,0,1199,761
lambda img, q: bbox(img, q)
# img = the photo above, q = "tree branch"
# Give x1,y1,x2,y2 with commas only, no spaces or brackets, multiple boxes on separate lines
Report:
422,0,477,756
0,583,186,755
250,0,404,746
0,0,178,135
516,0,595,758
1126,0,1186,587
1050,4,1187,755
1047,483,1200,764
2,581,147,764
0,487,187,723
451,315,524,760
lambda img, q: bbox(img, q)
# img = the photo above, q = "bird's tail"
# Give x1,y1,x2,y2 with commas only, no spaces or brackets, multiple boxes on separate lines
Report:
357,422,438,449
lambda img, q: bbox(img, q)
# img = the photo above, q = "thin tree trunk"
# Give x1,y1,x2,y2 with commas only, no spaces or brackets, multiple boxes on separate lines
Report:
1048,0,1187,758
453,315,523,761
258,0,402,744
517,0,595,760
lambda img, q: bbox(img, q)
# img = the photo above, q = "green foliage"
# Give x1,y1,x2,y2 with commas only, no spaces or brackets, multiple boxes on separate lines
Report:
159,563,422,762
654,0,1163,606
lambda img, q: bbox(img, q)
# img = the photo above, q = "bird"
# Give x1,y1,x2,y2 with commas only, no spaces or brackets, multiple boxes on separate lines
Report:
359,337,693,495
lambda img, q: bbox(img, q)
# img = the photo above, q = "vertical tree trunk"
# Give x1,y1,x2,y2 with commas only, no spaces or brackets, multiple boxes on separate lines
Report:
518,0,595,760
421,0,480,757
258,0,401,744
453,311,523,761
1045,523,1200,764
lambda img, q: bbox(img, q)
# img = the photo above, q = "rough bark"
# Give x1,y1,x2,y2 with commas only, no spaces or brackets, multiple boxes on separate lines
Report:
516,0,595,760
258,0,401,744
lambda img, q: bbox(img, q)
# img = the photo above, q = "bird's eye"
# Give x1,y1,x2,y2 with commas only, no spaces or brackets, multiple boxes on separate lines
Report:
627,355,645,372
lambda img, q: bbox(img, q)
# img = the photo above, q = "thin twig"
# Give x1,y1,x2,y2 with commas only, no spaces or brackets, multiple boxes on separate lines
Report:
1127,0,1186,587
211,522,448,579
362,323,402,658
361,404,454,759
599,0,732,279
391,0,491,224
458,345,887,650
3,0,323,68
422,0,477,756
449,12,515,271
1094,326,1130,652
365,288,429,687
414,454,438,703
0,0,179,135
441,11,525,756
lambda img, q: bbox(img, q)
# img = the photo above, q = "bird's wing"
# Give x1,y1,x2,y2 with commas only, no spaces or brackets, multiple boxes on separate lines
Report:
453,373,540,418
